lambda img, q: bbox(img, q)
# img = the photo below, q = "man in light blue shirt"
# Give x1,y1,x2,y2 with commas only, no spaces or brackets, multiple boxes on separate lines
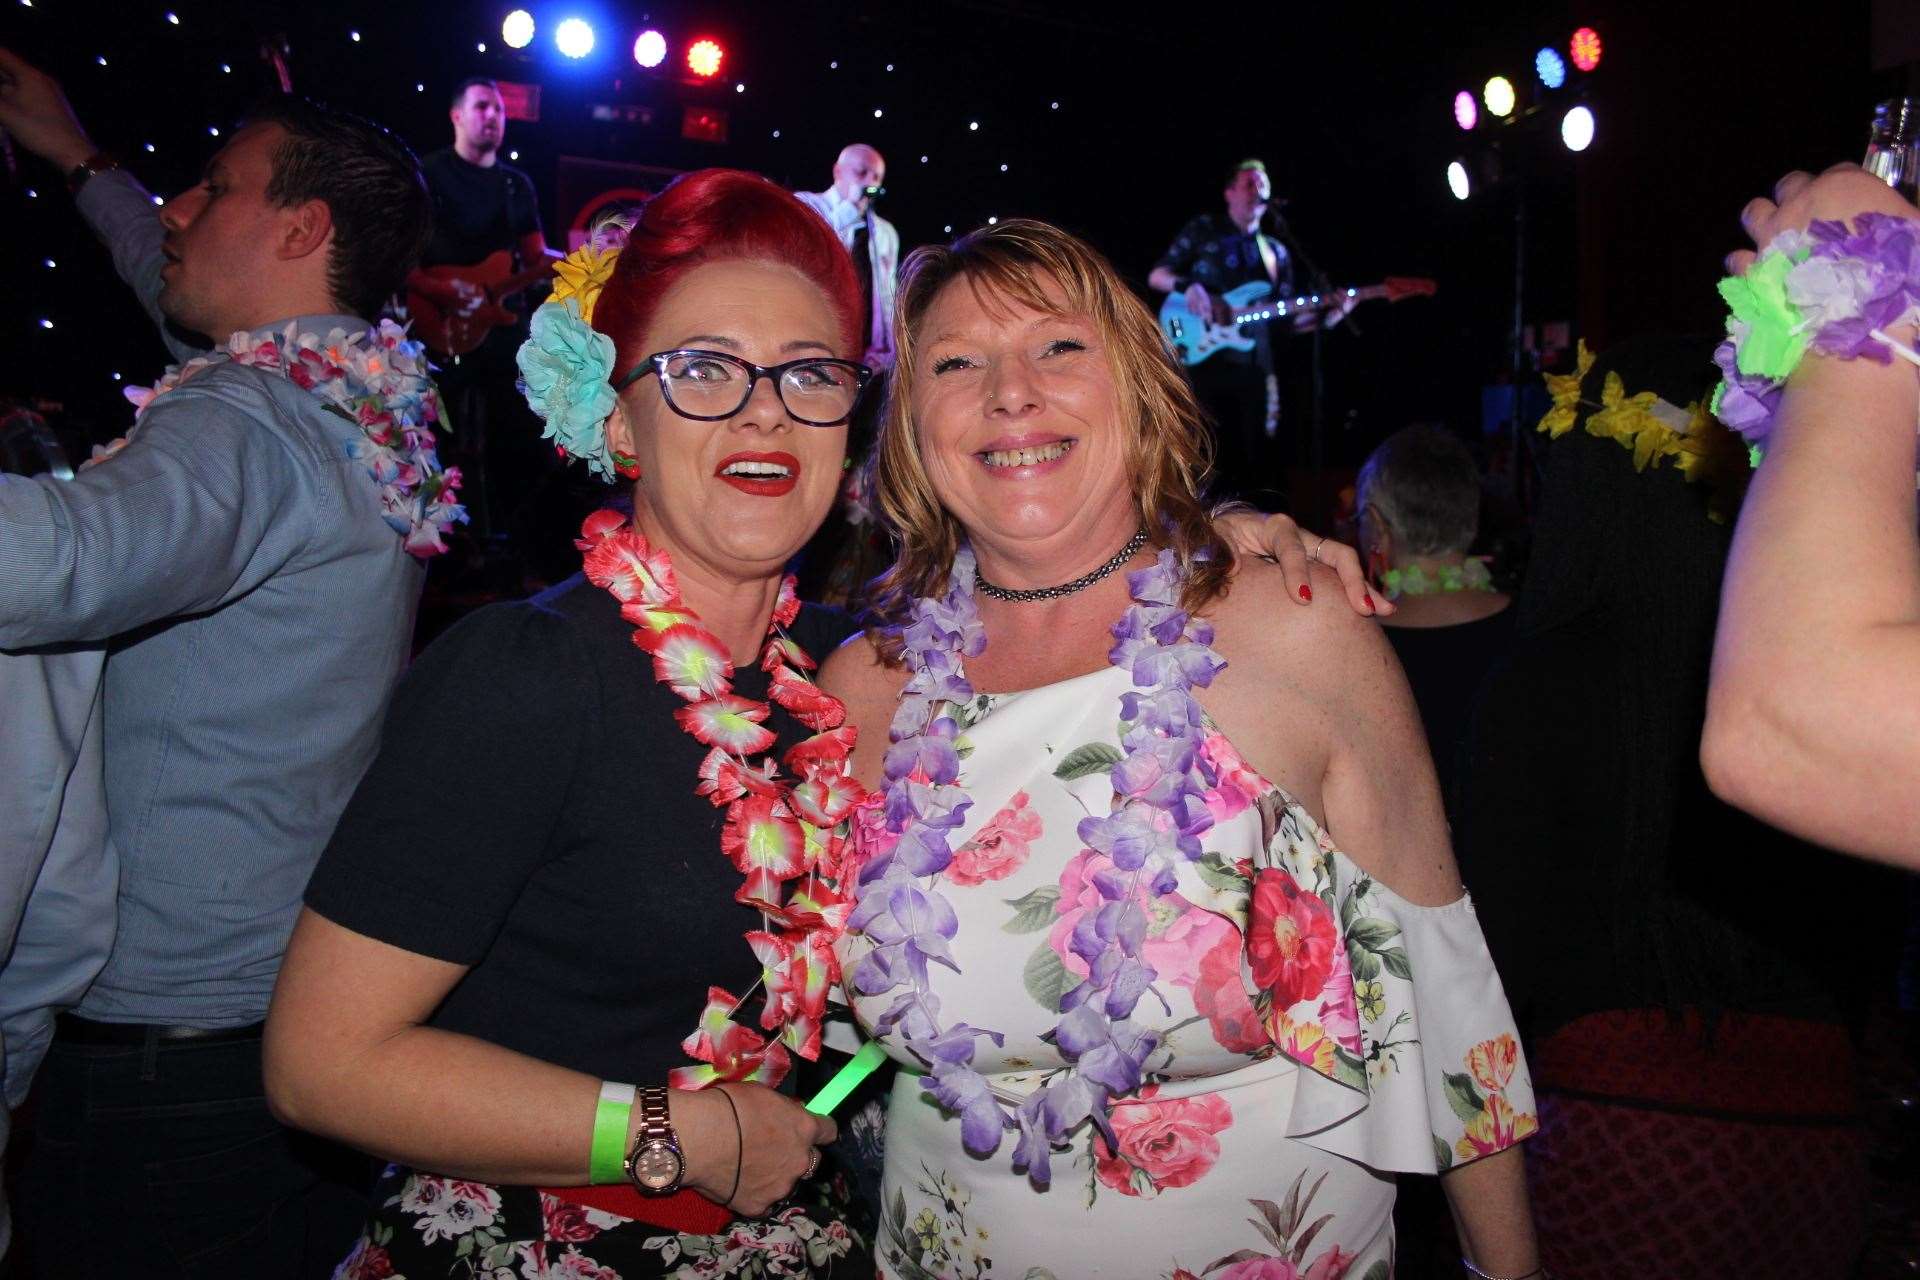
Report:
0,48,437,1277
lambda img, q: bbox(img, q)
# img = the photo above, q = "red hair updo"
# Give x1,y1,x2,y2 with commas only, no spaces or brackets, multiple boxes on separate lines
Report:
590,169,865,379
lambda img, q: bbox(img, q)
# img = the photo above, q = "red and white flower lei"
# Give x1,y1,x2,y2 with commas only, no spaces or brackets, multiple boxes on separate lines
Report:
576,509,866,1089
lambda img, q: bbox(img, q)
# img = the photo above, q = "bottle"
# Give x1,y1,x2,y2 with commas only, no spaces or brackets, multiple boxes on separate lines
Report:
1863,97,1919,201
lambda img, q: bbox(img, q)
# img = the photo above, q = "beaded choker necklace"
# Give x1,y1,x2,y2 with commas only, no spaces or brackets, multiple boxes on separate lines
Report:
973,526,1150,602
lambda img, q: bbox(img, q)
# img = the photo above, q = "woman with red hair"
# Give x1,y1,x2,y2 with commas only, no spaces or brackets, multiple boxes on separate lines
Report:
264,170,876,1277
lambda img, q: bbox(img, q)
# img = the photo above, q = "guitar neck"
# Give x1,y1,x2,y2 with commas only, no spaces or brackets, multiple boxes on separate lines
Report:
494,262,557,304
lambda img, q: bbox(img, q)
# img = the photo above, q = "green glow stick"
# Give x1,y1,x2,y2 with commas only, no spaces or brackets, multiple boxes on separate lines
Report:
805,1041,888,1115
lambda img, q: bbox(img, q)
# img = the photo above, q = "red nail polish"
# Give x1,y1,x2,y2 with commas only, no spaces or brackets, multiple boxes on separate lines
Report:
1363,593,1375,611
1298,584,1312,602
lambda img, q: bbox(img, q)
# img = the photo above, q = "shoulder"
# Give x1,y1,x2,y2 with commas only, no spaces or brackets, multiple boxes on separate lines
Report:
136,363,307,459
818,628,899,697
872,212,901,241
1212,557,1388,663
818,630,905,781
793,189,829,213
498,162,538,191
418,582,600,692
792,601,859,656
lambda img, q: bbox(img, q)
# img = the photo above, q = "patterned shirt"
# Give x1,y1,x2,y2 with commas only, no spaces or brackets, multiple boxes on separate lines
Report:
1154,212,1295,370
0,169,426,1027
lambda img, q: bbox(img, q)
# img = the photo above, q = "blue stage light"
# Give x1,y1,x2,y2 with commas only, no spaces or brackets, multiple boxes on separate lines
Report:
1535,47,1567,89
556,18,595,59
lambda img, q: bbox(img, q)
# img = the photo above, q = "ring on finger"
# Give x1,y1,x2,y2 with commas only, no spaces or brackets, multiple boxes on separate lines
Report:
1308,536,1328,564
803,1148,821,1180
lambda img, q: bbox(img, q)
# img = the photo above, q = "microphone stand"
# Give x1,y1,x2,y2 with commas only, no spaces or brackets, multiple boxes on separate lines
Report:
1268,208,1337,530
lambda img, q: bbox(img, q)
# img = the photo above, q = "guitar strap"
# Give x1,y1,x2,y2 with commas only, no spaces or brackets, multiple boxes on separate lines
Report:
1254,232,1281,287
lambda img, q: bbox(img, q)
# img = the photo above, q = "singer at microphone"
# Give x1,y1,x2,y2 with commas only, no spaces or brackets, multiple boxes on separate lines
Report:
796,143,899,373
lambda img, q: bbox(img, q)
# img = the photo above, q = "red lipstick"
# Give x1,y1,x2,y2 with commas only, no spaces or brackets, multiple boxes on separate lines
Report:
715,450,800,497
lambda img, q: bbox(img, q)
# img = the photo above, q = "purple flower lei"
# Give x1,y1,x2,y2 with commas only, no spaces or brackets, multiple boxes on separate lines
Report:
1713,211,1920,453
849,543,1226,1186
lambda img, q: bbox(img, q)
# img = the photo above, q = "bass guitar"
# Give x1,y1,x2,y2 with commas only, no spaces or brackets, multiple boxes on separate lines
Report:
1159,277,1436,367
406,250,556,358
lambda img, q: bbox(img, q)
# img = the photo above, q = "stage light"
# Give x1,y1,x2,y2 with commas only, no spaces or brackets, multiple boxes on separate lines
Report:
1570,27,1602,72
1483,76,1516,118
1453,90,1477,131
633,29,666,67
1535,47,1566,89
687,39,723,77
350,30,361,42
1561,105,1595,152
501,10,534,49
555,18,594,59
1447,160,1471,201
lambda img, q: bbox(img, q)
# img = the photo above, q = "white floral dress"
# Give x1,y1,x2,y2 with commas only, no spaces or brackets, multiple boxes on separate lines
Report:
840,664,1536,1280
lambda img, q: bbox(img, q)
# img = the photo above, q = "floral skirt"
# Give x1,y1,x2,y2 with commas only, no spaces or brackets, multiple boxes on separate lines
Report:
336,1163,872,1279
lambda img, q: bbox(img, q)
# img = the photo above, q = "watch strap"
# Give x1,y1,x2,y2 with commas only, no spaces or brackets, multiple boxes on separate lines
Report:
66,151,120,196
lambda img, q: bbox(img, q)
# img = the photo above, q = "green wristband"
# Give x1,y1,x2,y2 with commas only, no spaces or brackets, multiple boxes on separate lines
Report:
590,1080,637,1185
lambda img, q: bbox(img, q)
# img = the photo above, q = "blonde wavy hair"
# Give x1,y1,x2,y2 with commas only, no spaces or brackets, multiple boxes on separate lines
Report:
865,219,1233,642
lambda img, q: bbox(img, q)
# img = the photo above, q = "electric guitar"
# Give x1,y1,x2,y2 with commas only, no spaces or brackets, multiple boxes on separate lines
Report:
1159,277,1437,366
406,250,556,358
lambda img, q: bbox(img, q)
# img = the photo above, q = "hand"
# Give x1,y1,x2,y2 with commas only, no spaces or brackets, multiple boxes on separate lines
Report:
671,1083,835,1217
1184,282,1213,319
1214,508,1389,615
0,47,98,171
1729,163,1920,276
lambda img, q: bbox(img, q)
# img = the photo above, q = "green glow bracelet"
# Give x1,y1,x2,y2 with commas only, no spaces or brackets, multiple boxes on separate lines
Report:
805,1041,888,1115
589,1080,637,1184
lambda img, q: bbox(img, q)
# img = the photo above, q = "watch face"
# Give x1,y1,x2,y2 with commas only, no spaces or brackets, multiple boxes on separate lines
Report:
634,1142,683,1190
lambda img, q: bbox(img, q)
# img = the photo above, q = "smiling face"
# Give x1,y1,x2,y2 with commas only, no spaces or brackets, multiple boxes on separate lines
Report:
607,257,851,584
158,123,306,336
910,273,1139,576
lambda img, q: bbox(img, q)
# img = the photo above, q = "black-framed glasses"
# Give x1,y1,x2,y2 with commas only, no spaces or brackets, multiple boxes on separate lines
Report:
614,349,873,427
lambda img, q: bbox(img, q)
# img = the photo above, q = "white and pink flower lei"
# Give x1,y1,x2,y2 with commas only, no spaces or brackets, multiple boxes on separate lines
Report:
115,319,465,557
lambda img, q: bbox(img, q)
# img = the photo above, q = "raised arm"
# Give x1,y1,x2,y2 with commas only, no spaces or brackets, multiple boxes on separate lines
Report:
1700,166,1920,867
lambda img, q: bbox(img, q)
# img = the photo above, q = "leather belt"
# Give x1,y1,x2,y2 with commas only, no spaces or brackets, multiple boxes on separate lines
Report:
54,1012,264,1046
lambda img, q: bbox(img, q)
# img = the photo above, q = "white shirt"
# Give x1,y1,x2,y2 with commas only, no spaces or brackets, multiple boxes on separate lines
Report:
795,186,900,370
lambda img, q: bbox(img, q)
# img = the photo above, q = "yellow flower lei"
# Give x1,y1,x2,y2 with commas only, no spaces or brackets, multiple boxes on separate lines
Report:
1536,341,1753,523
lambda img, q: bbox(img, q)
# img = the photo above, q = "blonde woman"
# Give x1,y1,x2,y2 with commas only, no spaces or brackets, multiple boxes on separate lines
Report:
824,221,1542,1280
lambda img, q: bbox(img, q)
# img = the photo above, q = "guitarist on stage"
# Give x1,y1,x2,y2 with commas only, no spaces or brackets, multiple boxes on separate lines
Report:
407,76,560,552
1147,158,1350,499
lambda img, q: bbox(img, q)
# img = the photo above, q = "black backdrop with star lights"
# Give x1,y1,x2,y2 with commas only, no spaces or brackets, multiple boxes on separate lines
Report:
0,0,1887,483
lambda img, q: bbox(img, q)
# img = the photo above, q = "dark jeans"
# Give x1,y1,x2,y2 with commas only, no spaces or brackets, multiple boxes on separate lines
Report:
17,1029,372,1278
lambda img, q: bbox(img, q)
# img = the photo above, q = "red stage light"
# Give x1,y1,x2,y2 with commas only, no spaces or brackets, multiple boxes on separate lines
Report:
1570,27,1602,73
687,39,724,78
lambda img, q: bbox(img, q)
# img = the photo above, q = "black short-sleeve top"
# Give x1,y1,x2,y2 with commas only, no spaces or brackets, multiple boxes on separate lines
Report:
305,574,859,1084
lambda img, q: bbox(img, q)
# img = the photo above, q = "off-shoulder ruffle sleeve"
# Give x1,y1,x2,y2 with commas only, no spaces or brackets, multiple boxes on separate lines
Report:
1179,788,1538,1174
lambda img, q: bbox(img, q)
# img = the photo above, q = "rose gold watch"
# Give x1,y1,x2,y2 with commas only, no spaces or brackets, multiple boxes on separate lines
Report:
623,1087,685,1195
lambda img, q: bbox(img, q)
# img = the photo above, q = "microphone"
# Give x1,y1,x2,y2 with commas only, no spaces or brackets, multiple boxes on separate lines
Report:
862,184,886,201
